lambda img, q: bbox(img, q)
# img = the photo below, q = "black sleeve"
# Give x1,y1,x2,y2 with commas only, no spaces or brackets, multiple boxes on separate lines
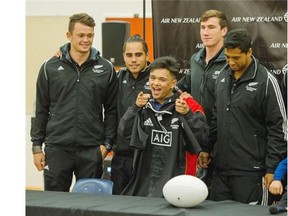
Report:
129,112,149,150
280,72,287,109
204,105,217,153
117,104,139,141
103,66,119,146
30,61,50,147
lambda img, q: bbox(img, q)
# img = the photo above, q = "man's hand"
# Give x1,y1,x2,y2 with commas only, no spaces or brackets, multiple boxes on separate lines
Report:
54,50,62,58
269,180,283,195
136,92,151,108
33,152,45,171
197,151,211,168
175,98,189,115
100,145,109,159
264,173,274,189
179,91,193,99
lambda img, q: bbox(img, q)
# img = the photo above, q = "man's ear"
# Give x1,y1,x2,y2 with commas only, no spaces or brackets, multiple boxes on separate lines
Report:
171,79,177,89
222,27,228,37
66,31,72,41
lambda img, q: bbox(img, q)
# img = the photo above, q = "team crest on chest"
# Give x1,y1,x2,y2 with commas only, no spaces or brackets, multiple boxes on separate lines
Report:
170,118,179,129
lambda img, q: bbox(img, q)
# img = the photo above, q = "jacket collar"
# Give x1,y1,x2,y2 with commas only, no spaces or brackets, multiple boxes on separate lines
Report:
60,43,100,63
146,93,179,112
194,47,226,63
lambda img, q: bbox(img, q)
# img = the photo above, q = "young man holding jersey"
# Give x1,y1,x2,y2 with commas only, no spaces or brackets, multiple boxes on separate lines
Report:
118,56,209,197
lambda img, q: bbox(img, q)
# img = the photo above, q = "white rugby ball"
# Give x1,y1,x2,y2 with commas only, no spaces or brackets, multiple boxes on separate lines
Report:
162,175,208,208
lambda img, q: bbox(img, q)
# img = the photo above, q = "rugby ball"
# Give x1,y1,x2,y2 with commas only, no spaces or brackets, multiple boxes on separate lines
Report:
162,175,208,208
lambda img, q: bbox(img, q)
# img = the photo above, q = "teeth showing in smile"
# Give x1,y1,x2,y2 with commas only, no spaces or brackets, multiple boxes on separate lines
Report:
153,88,161,95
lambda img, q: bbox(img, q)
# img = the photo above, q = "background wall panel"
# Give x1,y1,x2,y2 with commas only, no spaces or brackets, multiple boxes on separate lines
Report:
26,16,68,190
106,17,154,62
26,13,153,190
26,16,68,114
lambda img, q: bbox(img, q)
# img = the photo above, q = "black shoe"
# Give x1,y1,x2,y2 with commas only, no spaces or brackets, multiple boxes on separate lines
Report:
269,205,287,214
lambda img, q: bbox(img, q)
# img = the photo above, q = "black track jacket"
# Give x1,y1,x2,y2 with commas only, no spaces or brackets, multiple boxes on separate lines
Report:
115,65,150,156
206,56,287,174
30,43,118,149
177,48,226,125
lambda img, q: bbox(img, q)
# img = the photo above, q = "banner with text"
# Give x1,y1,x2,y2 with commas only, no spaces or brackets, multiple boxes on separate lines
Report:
152,0,287,81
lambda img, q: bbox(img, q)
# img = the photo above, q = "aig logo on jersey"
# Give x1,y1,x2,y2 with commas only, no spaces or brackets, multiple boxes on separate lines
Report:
151,130,172,147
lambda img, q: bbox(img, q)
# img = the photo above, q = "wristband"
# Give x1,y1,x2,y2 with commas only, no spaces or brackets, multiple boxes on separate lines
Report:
32,146,42,154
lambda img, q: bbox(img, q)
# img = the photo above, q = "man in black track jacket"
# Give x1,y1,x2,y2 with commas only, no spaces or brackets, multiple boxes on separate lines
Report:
111,34,151,195
198,29,287,205
30,13,118,191
177,9,228,126
176,10,229,192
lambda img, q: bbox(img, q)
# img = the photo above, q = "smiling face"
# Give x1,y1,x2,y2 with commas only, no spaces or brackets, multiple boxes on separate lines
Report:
66,22,94,55
149,68,177,104
123,41,148,78
200,17,227,48
224,47,252,76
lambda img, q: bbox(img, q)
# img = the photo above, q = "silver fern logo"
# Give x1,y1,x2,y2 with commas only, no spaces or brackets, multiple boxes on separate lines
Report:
92,65,104,73
212,70,221,79
246,82,258,92
171,118,179,130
